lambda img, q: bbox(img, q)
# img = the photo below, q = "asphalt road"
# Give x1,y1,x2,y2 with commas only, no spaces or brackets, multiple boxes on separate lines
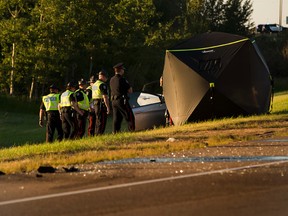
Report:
1,138,288,216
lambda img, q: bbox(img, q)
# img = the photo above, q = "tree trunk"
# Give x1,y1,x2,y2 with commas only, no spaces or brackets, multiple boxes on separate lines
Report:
10,43,15,96
29,77,35,100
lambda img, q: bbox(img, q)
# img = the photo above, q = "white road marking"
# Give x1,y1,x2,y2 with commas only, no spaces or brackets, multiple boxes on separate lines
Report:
0,160,287,206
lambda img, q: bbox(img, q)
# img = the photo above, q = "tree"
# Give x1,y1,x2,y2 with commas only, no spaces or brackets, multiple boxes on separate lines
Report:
201,0,225,31
148,0,205,45
0,0,36,95
0,0,261,97
184,0,209,36
220,0,254,35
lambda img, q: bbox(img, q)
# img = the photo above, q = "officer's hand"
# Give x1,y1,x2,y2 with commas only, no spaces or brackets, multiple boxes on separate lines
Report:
39,120,43,127
107,108,111,115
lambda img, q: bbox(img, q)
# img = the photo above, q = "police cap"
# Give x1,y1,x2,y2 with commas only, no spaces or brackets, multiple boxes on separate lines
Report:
49,84,59,90
89,75,96,83
98,70,107,77
78,78,87,85
67,81,78,88
113,62,125,70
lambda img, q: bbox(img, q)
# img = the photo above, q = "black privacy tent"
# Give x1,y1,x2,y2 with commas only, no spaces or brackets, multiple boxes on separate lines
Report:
163,32,272,126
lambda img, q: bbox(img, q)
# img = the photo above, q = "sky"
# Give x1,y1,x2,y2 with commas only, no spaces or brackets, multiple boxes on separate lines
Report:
251,0,288,27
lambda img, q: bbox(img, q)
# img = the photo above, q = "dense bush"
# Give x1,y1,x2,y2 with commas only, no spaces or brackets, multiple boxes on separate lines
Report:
255,31,288,78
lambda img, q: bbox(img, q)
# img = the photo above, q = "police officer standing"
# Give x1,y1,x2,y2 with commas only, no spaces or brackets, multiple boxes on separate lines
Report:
74,79,90,138
86,76,96,136
39,84,63,143
110,63,135,133
92,70,110,135
59,82,83,139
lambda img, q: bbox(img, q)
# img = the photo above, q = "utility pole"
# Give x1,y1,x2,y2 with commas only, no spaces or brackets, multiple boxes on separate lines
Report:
279,0,283,25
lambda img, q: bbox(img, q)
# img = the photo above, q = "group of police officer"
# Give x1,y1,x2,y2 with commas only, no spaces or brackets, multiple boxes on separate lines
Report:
39,63,135,143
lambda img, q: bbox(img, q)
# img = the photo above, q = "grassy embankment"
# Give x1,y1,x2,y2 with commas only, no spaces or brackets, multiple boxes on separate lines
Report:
0,87,288,174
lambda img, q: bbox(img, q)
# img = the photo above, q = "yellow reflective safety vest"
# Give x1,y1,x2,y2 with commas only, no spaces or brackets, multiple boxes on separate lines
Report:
42,93,60,111
60,90,74,107
92,80,104,99
76,89,89,111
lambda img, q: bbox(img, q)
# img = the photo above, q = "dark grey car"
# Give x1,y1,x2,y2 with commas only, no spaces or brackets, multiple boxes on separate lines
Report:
129,92,166,131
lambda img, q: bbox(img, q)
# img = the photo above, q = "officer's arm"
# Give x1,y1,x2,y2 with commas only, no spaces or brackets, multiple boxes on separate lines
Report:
39,109,45,127
127,87,133,94
87,89,92,101
58,103,61,112
71,101,84,116
70,93,84,115
102,94,110,114
58,95,62,115
124,78,132,94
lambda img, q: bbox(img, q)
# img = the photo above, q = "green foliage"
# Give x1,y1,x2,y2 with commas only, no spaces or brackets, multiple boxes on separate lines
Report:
0,0,285,97
0,95,39,113
273,77,288,92
219,0,253,35
201,0,225,32
255,32,288,77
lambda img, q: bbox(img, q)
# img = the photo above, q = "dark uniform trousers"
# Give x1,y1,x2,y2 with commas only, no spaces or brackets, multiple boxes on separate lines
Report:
75,110,88,138
61,107,78,139
87,110,96,136
46,111,63,143
94,99,108,135
112,97,135,133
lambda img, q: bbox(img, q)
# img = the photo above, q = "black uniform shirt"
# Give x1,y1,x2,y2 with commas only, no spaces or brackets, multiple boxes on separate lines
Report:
75,89,85,102
99,82,109,96
86,88,92,101
110,74,130,97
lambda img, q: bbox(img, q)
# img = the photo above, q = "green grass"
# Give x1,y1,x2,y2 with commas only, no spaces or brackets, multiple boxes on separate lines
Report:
0,95,43,147
0,112,43,147
272,91,288,113
0,90,288,174
0,108,116,148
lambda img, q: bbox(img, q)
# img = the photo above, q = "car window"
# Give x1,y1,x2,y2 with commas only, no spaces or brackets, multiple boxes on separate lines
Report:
129,92,162,108
137,93,161,106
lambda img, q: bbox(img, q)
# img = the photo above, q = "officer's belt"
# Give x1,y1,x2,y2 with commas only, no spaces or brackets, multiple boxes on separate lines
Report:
111,95,125,100
47,110,59,113
93,98,103,104
47,111,60,116
61,107,72,112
